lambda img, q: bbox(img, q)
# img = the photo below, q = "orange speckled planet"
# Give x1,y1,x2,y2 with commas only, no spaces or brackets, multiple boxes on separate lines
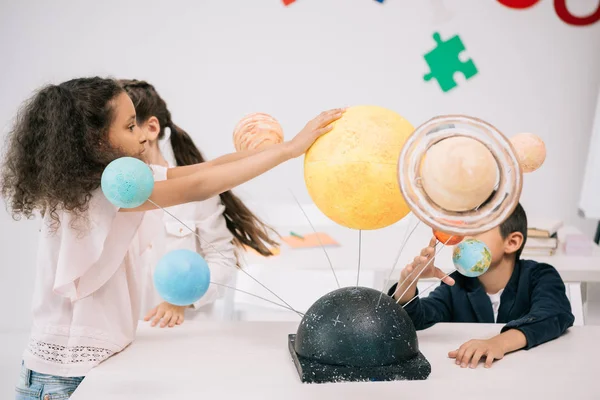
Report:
233,112,284,152
433,229,464,245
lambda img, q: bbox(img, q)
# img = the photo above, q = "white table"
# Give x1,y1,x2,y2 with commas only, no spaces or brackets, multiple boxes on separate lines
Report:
71,321,599,400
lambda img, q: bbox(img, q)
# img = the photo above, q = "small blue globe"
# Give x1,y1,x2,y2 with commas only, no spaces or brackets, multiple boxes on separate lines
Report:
452,239,492,277
101,157,154,209
154,249,211,306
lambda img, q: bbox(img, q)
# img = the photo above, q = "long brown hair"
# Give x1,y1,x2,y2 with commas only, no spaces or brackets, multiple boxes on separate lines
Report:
1,77,125,230
119,79,278,256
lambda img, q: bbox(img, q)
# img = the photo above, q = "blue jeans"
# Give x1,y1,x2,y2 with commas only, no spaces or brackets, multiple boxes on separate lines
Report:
15,362,84,400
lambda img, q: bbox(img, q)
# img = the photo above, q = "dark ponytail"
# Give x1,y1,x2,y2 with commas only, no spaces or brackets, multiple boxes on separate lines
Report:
168,123,205,166
120,79,278,256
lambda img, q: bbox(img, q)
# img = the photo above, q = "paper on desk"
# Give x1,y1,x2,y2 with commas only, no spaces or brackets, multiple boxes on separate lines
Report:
281,232,339,249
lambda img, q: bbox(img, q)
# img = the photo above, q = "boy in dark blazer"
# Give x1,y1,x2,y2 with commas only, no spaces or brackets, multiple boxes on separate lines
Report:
389,203,574,369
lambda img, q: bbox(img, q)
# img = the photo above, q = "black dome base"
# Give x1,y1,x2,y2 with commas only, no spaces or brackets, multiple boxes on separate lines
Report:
288,334,431,384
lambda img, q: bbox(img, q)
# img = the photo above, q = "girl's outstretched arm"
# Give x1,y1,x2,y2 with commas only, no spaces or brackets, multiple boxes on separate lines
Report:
166,108,344,180
166,148,261,179
122,108,344,212
146,143,290,209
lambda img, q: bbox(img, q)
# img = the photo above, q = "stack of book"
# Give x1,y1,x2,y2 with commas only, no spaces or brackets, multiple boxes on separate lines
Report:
522,219,563,256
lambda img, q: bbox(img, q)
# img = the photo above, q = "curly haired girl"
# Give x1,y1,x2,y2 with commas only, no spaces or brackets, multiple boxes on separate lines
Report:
1,76,343,399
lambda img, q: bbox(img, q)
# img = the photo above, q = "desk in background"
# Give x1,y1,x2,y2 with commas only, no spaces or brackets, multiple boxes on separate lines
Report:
243,223,600,282
71,321,599,400
236,222,600,324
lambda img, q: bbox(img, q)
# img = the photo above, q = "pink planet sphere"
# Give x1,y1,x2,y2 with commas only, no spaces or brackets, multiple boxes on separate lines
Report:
233,112,284,152
509,133,546,173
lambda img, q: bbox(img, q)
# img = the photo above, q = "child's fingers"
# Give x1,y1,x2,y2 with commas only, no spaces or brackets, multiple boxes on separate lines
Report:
484,354,494,368
400,264,414,280
435,267,455,286
321,108,345,118
420,247,435,260
176,314,184,325
413,256,430,275
161,311,173,328
448,349,458,359
317,109,345,127
460,346,476,368
455,344,468,365
315,125,334,137
412,256,419,266
152,309,165,327
413,255,427,265
470,349,485,368
429,236,437,247
144,307,157,321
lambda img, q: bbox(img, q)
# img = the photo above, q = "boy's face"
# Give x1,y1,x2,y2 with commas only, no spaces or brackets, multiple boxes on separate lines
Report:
469,227,524,266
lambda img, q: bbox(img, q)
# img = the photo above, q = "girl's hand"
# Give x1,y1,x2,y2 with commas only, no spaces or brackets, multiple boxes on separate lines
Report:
144,302,186,328
286,108,345,158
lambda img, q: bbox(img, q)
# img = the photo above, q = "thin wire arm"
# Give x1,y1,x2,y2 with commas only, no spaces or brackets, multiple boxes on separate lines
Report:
377,216,420,305
356,230,362,287
402,271,453,308
147,199,303,317
210,281,303,315
288,189,340,288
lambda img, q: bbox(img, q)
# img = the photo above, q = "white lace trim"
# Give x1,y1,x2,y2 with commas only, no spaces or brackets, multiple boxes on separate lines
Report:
27,339,114,365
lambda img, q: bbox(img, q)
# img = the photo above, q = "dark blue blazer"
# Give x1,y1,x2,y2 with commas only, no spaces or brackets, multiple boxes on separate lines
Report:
388,259,575,349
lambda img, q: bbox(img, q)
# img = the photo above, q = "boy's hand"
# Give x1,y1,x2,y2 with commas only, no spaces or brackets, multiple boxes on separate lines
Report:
393,237,455,303
403,236,455,284
448,338,505,368
144,302,186,328
286,108,345,158
449,330,527,368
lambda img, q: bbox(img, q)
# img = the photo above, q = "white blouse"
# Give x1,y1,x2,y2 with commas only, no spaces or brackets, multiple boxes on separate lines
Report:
23,166,168,377
138,183,237,321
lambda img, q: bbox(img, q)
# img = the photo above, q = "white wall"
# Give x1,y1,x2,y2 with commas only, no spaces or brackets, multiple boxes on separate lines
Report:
1,0,599,334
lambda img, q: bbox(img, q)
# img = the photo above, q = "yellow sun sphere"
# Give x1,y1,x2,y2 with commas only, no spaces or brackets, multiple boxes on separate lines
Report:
304,105,413,230
420,137,498,212
509,132,546,173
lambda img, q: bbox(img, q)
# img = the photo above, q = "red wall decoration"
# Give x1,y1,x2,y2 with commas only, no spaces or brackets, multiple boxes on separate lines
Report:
498,0,599,26
282,0,384,5
497,0,541,8
282,0,598,27
553,0,600,26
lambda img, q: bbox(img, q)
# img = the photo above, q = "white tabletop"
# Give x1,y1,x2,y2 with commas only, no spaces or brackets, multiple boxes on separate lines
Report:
242,222,600,283
71,321,600,400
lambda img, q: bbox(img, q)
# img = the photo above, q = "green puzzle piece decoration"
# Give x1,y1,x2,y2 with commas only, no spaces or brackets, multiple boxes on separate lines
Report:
423,32,478,93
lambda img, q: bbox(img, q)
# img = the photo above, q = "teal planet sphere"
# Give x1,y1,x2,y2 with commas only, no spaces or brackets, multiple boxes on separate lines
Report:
101,157,154,209
154,249,211,306
452,239,492,277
